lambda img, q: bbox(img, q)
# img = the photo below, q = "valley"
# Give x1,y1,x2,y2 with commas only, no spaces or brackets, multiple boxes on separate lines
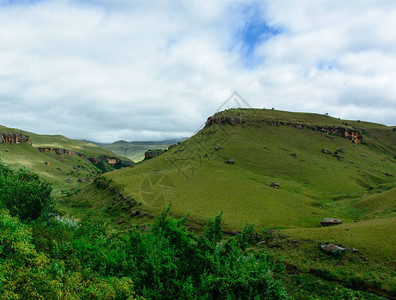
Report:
1,108,395,298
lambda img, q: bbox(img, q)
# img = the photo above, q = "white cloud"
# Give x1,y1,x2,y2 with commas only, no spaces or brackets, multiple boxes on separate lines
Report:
0,0,395,143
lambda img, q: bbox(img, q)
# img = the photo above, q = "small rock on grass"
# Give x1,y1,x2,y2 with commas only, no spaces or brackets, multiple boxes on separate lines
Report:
321,218,343,226
320,243,346,255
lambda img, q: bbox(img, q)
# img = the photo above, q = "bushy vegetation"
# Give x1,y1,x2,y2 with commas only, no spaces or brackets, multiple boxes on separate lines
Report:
0,161,53,220
0,162,287,299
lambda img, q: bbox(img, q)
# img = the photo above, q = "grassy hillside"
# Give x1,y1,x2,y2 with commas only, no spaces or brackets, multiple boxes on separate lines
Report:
100,109,396,228
63,108,396,296
99,138,186,162
0,125,131,160
0,142,97,196
0,125,133,196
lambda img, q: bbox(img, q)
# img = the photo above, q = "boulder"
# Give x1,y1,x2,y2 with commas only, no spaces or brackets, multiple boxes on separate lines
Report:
77,178,87,184
44,161,49,166
225,158,235,164
321,218,343,226
270,182,280,189
321,148,331,154
320,243,346,255
145,150,164,159
385,172,393,177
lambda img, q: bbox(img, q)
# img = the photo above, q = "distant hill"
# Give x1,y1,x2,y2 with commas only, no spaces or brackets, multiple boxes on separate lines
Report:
0,125,133,195
97,138,187,162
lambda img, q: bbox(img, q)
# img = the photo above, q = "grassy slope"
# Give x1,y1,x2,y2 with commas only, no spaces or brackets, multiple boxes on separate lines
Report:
0,125,131,160
104,109,396,229
61,109,396,294
0,125,131,197
0,142,97,195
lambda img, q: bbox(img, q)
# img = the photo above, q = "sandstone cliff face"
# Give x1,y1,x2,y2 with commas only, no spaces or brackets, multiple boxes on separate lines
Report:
0,132,31,144
38,147,74,155
205,116,363,144
88,156,120,166
106,158,118,165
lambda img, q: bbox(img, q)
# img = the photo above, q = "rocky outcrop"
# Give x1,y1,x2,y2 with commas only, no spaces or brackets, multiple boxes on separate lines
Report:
0,132,31,144
205,116,363,144
320,243,346,255
88,156,120,166
321,218,343,226
205,116,246,126
145,150,164,159
321,149,332,154
225,158,235,164
106,157,118,165
270,182,280,189
38,147,73,155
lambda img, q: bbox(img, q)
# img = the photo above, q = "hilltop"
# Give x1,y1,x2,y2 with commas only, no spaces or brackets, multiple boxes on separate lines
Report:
64,108,396,296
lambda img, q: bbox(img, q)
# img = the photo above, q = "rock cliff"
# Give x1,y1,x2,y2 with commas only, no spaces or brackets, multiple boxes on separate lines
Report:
38,147,73,155
145,149,165,159
0,132,31,144
88,156,120,166
205,116,363,144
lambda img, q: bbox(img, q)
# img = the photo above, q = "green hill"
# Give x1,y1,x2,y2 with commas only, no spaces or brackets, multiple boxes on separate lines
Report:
0,125,133,196
100,109,396,228
99,138,186,162
63,108,396,296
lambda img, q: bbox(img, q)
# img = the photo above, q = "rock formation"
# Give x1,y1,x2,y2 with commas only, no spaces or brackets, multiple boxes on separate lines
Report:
205,116,363,144
321,218,343,226
88,156,120,166
320,243,346,255
145,150,165,159
270,182,280,189
0,132,31,144
225,158,235,164
38,147,73,155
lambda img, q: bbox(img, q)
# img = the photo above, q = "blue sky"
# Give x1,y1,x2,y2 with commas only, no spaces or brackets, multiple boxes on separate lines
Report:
0,0,395,142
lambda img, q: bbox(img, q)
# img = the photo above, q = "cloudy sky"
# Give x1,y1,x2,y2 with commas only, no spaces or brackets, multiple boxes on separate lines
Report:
0,0,395,142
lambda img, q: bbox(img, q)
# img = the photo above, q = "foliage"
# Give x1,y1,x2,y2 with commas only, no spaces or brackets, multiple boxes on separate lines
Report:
28,207,287,299
0,209,138,299
0,161,53,220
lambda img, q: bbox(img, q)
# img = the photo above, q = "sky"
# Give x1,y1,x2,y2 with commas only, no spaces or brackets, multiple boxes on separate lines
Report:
0,0,395,143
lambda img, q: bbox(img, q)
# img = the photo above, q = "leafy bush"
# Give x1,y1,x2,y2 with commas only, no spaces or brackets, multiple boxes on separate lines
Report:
0,162,53,220
31,207,288,299
0,209,139,299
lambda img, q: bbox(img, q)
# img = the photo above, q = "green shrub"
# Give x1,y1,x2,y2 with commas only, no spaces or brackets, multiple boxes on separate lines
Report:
0,162,53,220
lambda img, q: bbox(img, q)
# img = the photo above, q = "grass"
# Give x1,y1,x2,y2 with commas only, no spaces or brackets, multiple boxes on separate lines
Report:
0,142,97,197
0,124,132,200
0,124,132,160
